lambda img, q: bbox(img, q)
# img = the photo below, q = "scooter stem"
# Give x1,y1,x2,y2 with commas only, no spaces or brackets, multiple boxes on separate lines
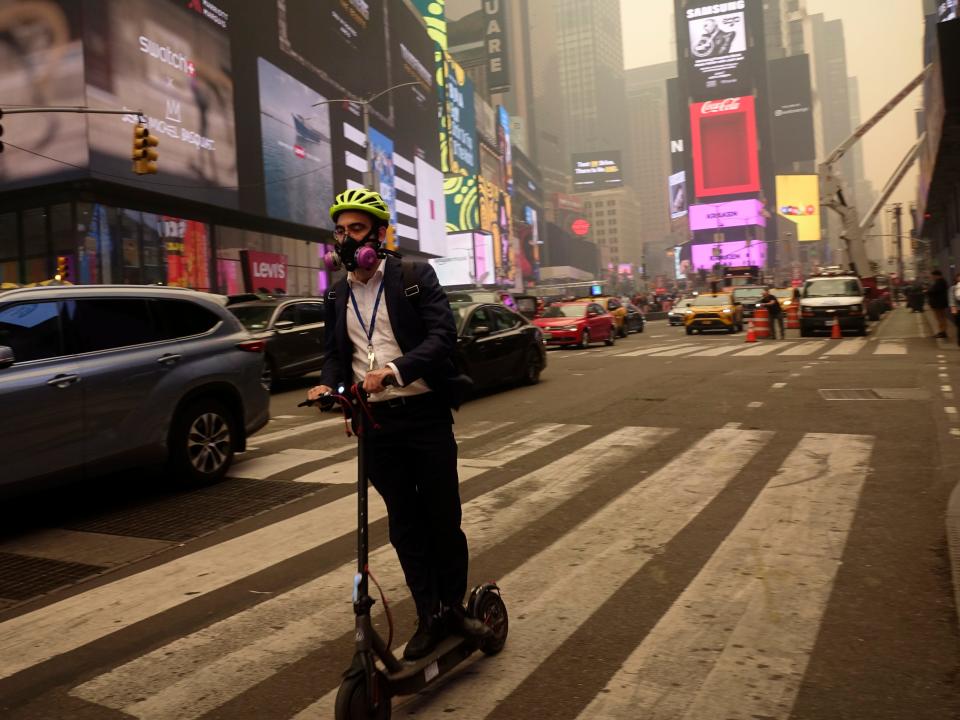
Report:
356,432,370,603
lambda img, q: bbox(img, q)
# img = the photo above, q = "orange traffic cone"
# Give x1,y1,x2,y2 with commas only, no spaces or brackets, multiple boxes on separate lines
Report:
745,320,757,343
830,320,842,339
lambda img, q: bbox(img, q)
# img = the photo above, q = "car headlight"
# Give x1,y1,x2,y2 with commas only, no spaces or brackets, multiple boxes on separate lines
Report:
722,308,732,314
562,326,579,331
685,310,695,315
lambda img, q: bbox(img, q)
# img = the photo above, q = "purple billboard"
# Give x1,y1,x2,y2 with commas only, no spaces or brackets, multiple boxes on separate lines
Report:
688,199,766,231
691,241,767,270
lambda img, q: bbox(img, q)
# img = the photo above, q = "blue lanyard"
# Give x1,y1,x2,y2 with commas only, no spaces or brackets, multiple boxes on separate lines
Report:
348,280,385,347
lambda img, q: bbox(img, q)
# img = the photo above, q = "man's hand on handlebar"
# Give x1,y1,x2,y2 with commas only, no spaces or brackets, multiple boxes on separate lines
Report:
363,368,396,395
307,385,333,402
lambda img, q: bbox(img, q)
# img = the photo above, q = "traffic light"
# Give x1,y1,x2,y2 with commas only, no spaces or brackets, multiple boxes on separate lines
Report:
132,122,159,174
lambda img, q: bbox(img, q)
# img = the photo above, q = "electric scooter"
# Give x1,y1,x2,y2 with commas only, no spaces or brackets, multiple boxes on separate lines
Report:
300,379,508,720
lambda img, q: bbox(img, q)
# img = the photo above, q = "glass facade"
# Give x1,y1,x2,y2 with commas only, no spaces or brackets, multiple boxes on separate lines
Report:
0,201,329,297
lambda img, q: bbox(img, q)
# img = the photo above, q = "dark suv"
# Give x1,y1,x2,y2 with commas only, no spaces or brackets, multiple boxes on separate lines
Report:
227,297,326,389
0,285,270,497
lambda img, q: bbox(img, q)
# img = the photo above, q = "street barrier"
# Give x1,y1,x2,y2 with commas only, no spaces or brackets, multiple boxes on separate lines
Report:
752,307,770,339
744,320,757,343
786,304,800,329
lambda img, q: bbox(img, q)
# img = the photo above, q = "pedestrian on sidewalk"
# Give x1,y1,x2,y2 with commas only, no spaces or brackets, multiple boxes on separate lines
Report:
759,287,784,339
949,271,960,347
927,269,949,338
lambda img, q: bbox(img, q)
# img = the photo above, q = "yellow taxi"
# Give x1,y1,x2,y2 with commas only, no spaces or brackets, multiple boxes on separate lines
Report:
683,292,743,334
576,296,628,337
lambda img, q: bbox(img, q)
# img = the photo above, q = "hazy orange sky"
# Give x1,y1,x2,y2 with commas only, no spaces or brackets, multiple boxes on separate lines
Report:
620,0,927,214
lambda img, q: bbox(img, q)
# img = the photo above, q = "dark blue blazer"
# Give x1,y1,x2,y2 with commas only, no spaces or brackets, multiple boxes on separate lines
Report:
320,256,462,404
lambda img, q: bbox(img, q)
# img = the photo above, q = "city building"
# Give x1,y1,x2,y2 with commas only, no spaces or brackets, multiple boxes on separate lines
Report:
580,189,643,269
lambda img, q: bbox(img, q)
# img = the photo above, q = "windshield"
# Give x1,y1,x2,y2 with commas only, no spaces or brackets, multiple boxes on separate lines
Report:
772,288,795,299
229,306,275,331
691,295,731,307
542,304,585,318
804,279,861,298
732,290,764,303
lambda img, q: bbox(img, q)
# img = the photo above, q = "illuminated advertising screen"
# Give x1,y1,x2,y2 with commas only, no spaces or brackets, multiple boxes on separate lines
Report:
669,171,688,219
572,151,624,192
666,77,689,174
478,176,513,284
768,54,815,171
685,0,750,96
688,199,766,231
258,58,334,228
472,231,496,285
416,158,448,256
775,175,821,241
446,174,479,233
690,96,760,198
691,241,767,270
443,56,478,176
939,0,957,22
429,231,475,287
85,0,238,208
498,105,514,196
0,0,86,189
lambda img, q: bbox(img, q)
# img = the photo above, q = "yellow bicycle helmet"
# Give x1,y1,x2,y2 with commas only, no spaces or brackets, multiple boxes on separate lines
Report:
329,188,391,222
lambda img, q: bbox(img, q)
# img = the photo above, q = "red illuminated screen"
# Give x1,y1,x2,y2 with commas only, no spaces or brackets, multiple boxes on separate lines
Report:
690,96,760,198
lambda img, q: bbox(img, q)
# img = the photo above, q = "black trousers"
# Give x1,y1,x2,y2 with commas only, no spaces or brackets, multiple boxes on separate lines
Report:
364,394,468,621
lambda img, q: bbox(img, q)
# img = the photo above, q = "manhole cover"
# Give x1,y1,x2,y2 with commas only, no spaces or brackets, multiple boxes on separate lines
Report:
0,552,105,601
64,478,321,542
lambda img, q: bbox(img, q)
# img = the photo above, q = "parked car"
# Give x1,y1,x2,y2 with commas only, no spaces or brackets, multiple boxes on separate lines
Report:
668,297,695,326
533,301,616,348
450,302,547,391
228,297,326,390
576,296,628,337
446,289,518,311
0,285,270,498
684,292,744,334
624,303,645,333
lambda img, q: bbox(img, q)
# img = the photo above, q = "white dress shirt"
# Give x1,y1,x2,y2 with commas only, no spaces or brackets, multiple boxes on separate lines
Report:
346,260,430,401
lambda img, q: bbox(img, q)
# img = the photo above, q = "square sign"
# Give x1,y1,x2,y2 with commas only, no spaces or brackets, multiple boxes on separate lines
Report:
685,0,751,97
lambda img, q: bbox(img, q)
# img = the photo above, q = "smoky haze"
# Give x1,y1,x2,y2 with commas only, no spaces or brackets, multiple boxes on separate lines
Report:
620,0,925,214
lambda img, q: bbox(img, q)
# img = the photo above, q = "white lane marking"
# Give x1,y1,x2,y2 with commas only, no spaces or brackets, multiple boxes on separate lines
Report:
455,420,512,440
771,383,787,389
651,334,666,338
249,417,344,445
228,449,336,480
946,407,958,416
458,423,588,468
802,365,813,369
733,343,785,357
875,341,907,355
272,415,297,419
615,344,687,357
940,373,950,379
723,422,743,429
2,421,587,681
951,429,960,438
685,345,743,357
748,402,764,408
943,386,953,393
825,337,868,355
819,355,831,360
790,373,802,378
381,430,775,720
647,345,712,357
74,427,677,720
579,433,873,720
778,341,826,356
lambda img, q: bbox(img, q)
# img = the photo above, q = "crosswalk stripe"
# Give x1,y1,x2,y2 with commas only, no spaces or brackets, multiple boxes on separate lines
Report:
732,342,786,356
685,344,744,357
455,420,512,440
778,340,826,356
825,337,868,355
647,345,707,357
72,426,675,720
358,428,773,720
875,340,907,355
0,422,585,681
579,432,873,720
614,344,686,357
249,417,344,445
462,422,588,467
229,448,336,480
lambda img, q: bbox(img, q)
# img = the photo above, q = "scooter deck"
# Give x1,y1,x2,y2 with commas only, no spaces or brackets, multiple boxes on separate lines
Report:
384,634,477,697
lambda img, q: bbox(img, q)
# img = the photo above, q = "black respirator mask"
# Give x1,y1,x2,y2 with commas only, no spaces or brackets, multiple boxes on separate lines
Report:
323,229,382,273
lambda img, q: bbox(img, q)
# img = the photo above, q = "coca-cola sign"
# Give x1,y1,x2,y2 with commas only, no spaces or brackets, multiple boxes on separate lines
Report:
700,97,742,114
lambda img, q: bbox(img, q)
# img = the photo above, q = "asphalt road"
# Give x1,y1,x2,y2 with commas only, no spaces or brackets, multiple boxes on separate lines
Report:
1,309,959,719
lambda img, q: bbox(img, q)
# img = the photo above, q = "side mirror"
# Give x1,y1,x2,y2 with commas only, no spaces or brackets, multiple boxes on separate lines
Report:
274,320,296,331
472,325,492,338
0,345,14,370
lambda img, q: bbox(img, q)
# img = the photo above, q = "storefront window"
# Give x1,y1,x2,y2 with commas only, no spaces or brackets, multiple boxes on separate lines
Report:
22,208,49,283
118,209,142,285
159,216,211,291
76,203,114,285
141,213,165,285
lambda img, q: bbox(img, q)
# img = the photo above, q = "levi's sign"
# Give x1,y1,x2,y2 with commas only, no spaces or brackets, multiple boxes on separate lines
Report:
241,250,288,293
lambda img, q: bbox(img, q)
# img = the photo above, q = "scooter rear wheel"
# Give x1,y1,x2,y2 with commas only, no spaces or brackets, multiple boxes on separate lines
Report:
334,671,391,720
474,591,509,656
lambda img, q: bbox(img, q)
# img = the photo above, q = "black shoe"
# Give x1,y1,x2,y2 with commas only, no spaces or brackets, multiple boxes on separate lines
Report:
403,616,447,661
444,604,493,639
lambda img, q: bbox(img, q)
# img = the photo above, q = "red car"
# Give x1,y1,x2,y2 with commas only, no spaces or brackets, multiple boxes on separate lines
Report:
533,301,616,348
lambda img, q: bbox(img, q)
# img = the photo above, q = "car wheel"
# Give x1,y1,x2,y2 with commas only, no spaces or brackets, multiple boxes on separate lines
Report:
521,348,542,385
605,326,616,346
855,322,867,336
261,356,278,392
579,329,590,349
167,398,236,485
727,325,735,333
685,327,693,336
800,326,811,338
618,324,628,338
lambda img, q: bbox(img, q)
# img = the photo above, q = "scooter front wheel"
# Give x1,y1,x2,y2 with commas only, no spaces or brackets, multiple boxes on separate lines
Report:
334,671,391,720
471,588,509,656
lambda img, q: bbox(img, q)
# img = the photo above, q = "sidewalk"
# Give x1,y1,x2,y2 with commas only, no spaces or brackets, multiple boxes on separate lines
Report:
920,305,960,352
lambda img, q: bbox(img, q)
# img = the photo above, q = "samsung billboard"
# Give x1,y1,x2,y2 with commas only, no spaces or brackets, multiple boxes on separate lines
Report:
684,0,752,98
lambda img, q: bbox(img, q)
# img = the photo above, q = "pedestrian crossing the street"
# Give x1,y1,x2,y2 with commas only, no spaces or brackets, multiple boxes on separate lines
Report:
0,418,878,719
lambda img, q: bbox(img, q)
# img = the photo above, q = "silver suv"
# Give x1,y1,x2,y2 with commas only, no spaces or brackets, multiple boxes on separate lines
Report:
0,285,270,497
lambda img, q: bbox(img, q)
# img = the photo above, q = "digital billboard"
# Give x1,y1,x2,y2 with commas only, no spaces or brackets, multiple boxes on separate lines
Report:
689,199,765,231
443,56,478,176
939,0,957,22
429,231,475,287
768,54,815,171
666,76,689,174
690,96,760,198
572,152,624,192
445,174,479,232
473,231,496,285
669,171,688,219
258,58,334,228
416,157,448,256
691,241,767,270
478,175,513,284
685,0,750,97
0,0,86,189
775,175,821,242
84,0,238,208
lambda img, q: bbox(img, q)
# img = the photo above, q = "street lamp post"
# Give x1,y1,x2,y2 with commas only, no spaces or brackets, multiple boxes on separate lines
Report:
312,81,422,190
